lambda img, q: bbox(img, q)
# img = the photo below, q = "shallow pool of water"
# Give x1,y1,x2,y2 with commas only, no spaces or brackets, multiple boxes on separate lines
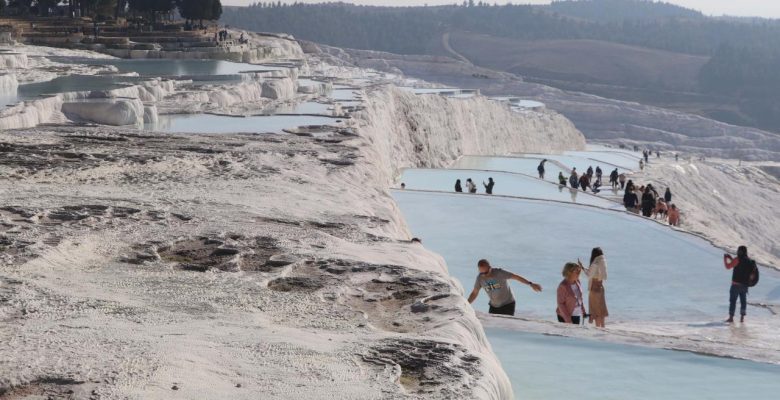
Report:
393,191,780,321
145,113,343,134
6,74,141,105
400,169,618,208
489,329,780,400
49,58,277,76
452,156,566,183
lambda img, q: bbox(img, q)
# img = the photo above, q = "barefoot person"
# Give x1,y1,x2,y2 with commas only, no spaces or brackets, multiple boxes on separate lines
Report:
467,259,542,316
579,248,608,328
724,246,758,323
537,159,547,179
557,262,586,324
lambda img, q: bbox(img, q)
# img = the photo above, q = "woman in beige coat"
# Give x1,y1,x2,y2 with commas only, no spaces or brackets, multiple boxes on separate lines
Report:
579,247,608,327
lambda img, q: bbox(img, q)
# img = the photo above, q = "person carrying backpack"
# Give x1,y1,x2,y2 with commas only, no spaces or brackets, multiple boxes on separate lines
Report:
724,246,759,323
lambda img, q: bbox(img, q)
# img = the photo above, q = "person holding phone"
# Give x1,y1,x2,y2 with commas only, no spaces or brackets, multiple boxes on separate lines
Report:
467,259,543,316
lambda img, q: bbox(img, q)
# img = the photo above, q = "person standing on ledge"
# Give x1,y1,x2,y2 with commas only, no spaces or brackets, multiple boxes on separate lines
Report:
467,259,543,316
483,177,495,194
537,159,547,179
455,179,463,193
724,246,758,323
578,247,609,328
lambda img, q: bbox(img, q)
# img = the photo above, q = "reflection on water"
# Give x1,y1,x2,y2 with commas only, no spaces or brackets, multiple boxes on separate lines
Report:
145,113,343,134
489,329,780,400
48,58,279,76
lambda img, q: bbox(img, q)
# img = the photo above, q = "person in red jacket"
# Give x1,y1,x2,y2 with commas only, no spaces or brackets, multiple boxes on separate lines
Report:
557,262,586,324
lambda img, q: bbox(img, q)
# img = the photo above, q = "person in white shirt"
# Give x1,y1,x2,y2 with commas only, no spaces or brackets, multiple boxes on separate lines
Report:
578,247,609,328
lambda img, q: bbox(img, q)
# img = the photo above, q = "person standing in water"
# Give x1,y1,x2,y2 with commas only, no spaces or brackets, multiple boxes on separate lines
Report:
579,248,608,328
483,177,495,195
537,159,547,179
595,166,603,181
557,262,586,324
641,186,655,217
569,169,579,189
664,187,672,203
558,172,567,186
468,259,543,316
455,179,463,193
618,172,627,189
609,168,619,189
724,246,757,323
466,178,477,194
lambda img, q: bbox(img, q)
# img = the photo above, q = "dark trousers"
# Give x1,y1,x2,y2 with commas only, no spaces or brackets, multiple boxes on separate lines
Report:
729,284,748,317
489,302,516,316
557,315,581,324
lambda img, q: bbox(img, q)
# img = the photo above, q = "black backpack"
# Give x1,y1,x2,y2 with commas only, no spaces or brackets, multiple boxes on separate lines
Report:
748,259,760,287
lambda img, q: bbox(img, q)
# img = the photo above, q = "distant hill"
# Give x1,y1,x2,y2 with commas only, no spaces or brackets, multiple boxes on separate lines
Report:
547,0,703,22
223,2,780,133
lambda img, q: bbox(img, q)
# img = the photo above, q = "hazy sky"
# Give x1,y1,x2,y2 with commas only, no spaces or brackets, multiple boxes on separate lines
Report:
222,0,780,19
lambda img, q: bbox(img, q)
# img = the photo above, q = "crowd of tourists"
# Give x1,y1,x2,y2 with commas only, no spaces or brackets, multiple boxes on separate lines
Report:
468,245,759,327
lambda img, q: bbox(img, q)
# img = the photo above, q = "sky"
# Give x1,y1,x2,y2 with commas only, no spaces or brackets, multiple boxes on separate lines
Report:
222,0,780,19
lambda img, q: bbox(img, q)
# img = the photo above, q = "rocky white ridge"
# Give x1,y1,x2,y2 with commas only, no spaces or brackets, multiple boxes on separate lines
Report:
0,39,585,399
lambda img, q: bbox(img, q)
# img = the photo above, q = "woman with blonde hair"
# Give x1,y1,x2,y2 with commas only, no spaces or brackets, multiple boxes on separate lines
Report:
579,247,609,327
556,262,586,324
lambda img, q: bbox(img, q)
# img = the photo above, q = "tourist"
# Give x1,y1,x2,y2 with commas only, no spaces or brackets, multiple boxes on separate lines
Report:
653,198,668,219
569,169,579,189
467,259,543,316
641,187,655,217
558,172,567,186
483,177,495,195
466,178,477,194
400,183,406,190
618,172,627,189
623,182,639,213
675,153,679,162
579,173,591,192
578,248,609,328
724,246,757,323
455,179,463,193
609,168,619,189
664,187,672,203
644,150,649,163
592,176,602,193
595,166,603,181
587,166,594,178
557,262,586,324
537,159,547,179
656,151,660,158
639,159,644,171
668,204,680,226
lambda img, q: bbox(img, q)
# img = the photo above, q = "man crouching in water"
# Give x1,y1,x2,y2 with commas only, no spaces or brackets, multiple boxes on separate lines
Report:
467,259,543,316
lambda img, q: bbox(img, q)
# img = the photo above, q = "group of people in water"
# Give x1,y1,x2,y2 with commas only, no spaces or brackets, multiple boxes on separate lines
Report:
468,248,609,327
621,180,679,225
468,245,758,326
558,164,616,194
455,178,495,195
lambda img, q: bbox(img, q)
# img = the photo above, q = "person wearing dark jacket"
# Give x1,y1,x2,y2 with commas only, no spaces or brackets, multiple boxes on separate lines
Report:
724,246,756,323
664,187,672,203
455,179,463,193
609,168,619,189
483,177,495,195
595,166,602,180
569,169,579,189
641,187,655,217
558,172,567,186
579,173,591,191
537,159,547,179
623,189,639,213
586,166,594,178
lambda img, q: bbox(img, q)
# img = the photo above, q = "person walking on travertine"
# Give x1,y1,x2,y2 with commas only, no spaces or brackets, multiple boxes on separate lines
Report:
468,259,542,316
569,169,579,189
609,168,619,189
578,248,609,328
724,246,758,323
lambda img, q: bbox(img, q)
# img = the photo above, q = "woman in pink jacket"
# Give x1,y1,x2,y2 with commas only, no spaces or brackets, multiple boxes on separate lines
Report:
557,262,586,324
